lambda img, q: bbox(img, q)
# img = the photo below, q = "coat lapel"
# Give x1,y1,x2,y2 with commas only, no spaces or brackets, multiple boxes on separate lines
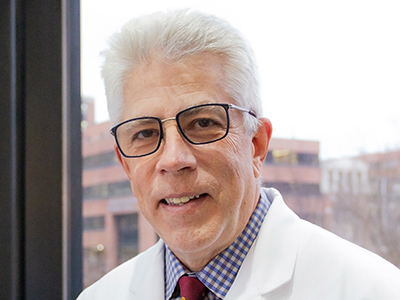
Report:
226,189,302,299
129,240,166,299
255,189,302,295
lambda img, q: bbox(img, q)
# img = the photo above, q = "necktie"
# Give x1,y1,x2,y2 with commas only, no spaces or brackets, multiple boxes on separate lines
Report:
178,276,208,300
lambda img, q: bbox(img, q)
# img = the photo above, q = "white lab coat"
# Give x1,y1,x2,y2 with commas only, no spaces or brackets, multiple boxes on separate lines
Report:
77,188,400,299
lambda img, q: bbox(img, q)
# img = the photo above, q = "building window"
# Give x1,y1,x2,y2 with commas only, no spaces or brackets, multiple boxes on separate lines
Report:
271,149,298,165
297,153,319,166
115,214,139,265
263,182,320,197
83,151,119,170
83,181,132,200
83,216,105,231
83,246,106,287
264,150,319,166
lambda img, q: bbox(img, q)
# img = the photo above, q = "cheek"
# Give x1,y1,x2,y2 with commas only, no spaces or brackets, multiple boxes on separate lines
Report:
223,134,254,175
126,162,154,207
127,156,155,183
129,180,148,214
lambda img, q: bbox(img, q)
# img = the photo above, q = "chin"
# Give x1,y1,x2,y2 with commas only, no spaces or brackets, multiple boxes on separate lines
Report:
168,227,224,256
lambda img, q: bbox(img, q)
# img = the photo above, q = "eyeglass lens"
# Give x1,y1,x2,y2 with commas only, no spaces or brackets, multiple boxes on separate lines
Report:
115,104,229,157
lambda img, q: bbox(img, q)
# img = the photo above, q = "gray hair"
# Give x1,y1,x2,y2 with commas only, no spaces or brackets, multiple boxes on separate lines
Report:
101,9,262,134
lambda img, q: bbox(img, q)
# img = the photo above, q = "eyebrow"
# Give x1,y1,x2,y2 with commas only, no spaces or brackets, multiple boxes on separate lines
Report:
123,118,159,130
135,100,218,119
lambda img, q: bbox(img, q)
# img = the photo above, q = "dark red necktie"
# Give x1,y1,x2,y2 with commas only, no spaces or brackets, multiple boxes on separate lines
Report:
178,276,208,300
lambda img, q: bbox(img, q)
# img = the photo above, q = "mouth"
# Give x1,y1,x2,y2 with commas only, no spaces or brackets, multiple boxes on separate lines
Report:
162,193,207,206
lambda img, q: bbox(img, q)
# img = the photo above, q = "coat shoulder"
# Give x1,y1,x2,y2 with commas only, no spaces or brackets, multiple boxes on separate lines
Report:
296,219,400,296
76,240,164,300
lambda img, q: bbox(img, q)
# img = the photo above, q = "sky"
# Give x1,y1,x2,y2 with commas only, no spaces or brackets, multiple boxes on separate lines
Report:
81,0,400,159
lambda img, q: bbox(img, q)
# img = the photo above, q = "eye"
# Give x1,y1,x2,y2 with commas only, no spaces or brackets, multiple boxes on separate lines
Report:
195,118,214,128
133,129,159,140
185,117,224,132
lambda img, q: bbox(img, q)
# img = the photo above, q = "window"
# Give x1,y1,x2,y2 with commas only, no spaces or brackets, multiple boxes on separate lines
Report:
115,214,139,265
297,153,319,166
264,150,319,166
83,247,106,288
263,182,320,197
83,216,105,231
80,0,400,288
83,181,132,201
83,151,119,170
1,0,81,298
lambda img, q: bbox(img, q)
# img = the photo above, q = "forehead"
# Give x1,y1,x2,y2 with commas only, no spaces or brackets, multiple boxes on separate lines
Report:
122,54,229,119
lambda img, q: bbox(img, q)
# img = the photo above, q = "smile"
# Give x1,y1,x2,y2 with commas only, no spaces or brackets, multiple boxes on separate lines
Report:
164,194,206,206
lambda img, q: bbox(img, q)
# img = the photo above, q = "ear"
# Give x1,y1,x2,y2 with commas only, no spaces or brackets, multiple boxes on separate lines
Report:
114,144,133,181
252,118,272,178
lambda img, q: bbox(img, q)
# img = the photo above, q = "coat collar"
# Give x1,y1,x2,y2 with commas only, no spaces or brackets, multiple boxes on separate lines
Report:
129,239,166,298
254,188,302,294
226,188,302,299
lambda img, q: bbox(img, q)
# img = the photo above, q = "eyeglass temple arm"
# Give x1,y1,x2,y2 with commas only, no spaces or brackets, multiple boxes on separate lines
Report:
229,104,257,118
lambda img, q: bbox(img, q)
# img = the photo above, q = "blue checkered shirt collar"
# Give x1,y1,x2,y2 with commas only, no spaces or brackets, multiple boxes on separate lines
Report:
164,189,271,300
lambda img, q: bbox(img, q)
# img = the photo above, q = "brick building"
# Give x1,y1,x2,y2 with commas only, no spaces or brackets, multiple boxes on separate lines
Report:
321,151,400,267
263,138,329,227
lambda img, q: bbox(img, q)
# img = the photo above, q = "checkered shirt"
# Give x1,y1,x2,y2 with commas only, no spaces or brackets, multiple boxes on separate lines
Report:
165,189,271,299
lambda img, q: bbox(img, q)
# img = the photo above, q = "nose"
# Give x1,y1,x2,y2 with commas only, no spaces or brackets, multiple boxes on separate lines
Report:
155,122,197,174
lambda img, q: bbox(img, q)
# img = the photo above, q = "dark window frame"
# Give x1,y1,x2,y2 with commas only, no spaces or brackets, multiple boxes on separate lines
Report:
0,0,82,299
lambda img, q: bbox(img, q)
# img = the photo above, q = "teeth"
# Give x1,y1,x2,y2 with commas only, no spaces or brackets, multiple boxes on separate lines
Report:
165,194,201,205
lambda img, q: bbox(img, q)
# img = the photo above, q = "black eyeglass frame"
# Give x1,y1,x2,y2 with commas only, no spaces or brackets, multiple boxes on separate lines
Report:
110,103,257,158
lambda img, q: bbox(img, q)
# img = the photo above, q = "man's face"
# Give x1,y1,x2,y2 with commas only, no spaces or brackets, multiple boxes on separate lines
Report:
116,54,271,271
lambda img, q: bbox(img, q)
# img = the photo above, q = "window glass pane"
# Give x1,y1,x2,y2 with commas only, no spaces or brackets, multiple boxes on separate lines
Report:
81,98,159,287
115,214,139,265
81,0,400,286
83,216,105,231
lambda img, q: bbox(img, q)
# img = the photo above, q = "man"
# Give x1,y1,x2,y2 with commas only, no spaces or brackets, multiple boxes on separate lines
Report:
77,9,400,300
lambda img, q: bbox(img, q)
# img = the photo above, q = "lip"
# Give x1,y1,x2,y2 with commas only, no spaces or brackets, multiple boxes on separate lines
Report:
159,193,208,213
164,193,206,205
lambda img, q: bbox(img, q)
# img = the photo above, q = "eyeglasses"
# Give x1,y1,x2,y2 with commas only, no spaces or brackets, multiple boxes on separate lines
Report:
110,103,257,158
